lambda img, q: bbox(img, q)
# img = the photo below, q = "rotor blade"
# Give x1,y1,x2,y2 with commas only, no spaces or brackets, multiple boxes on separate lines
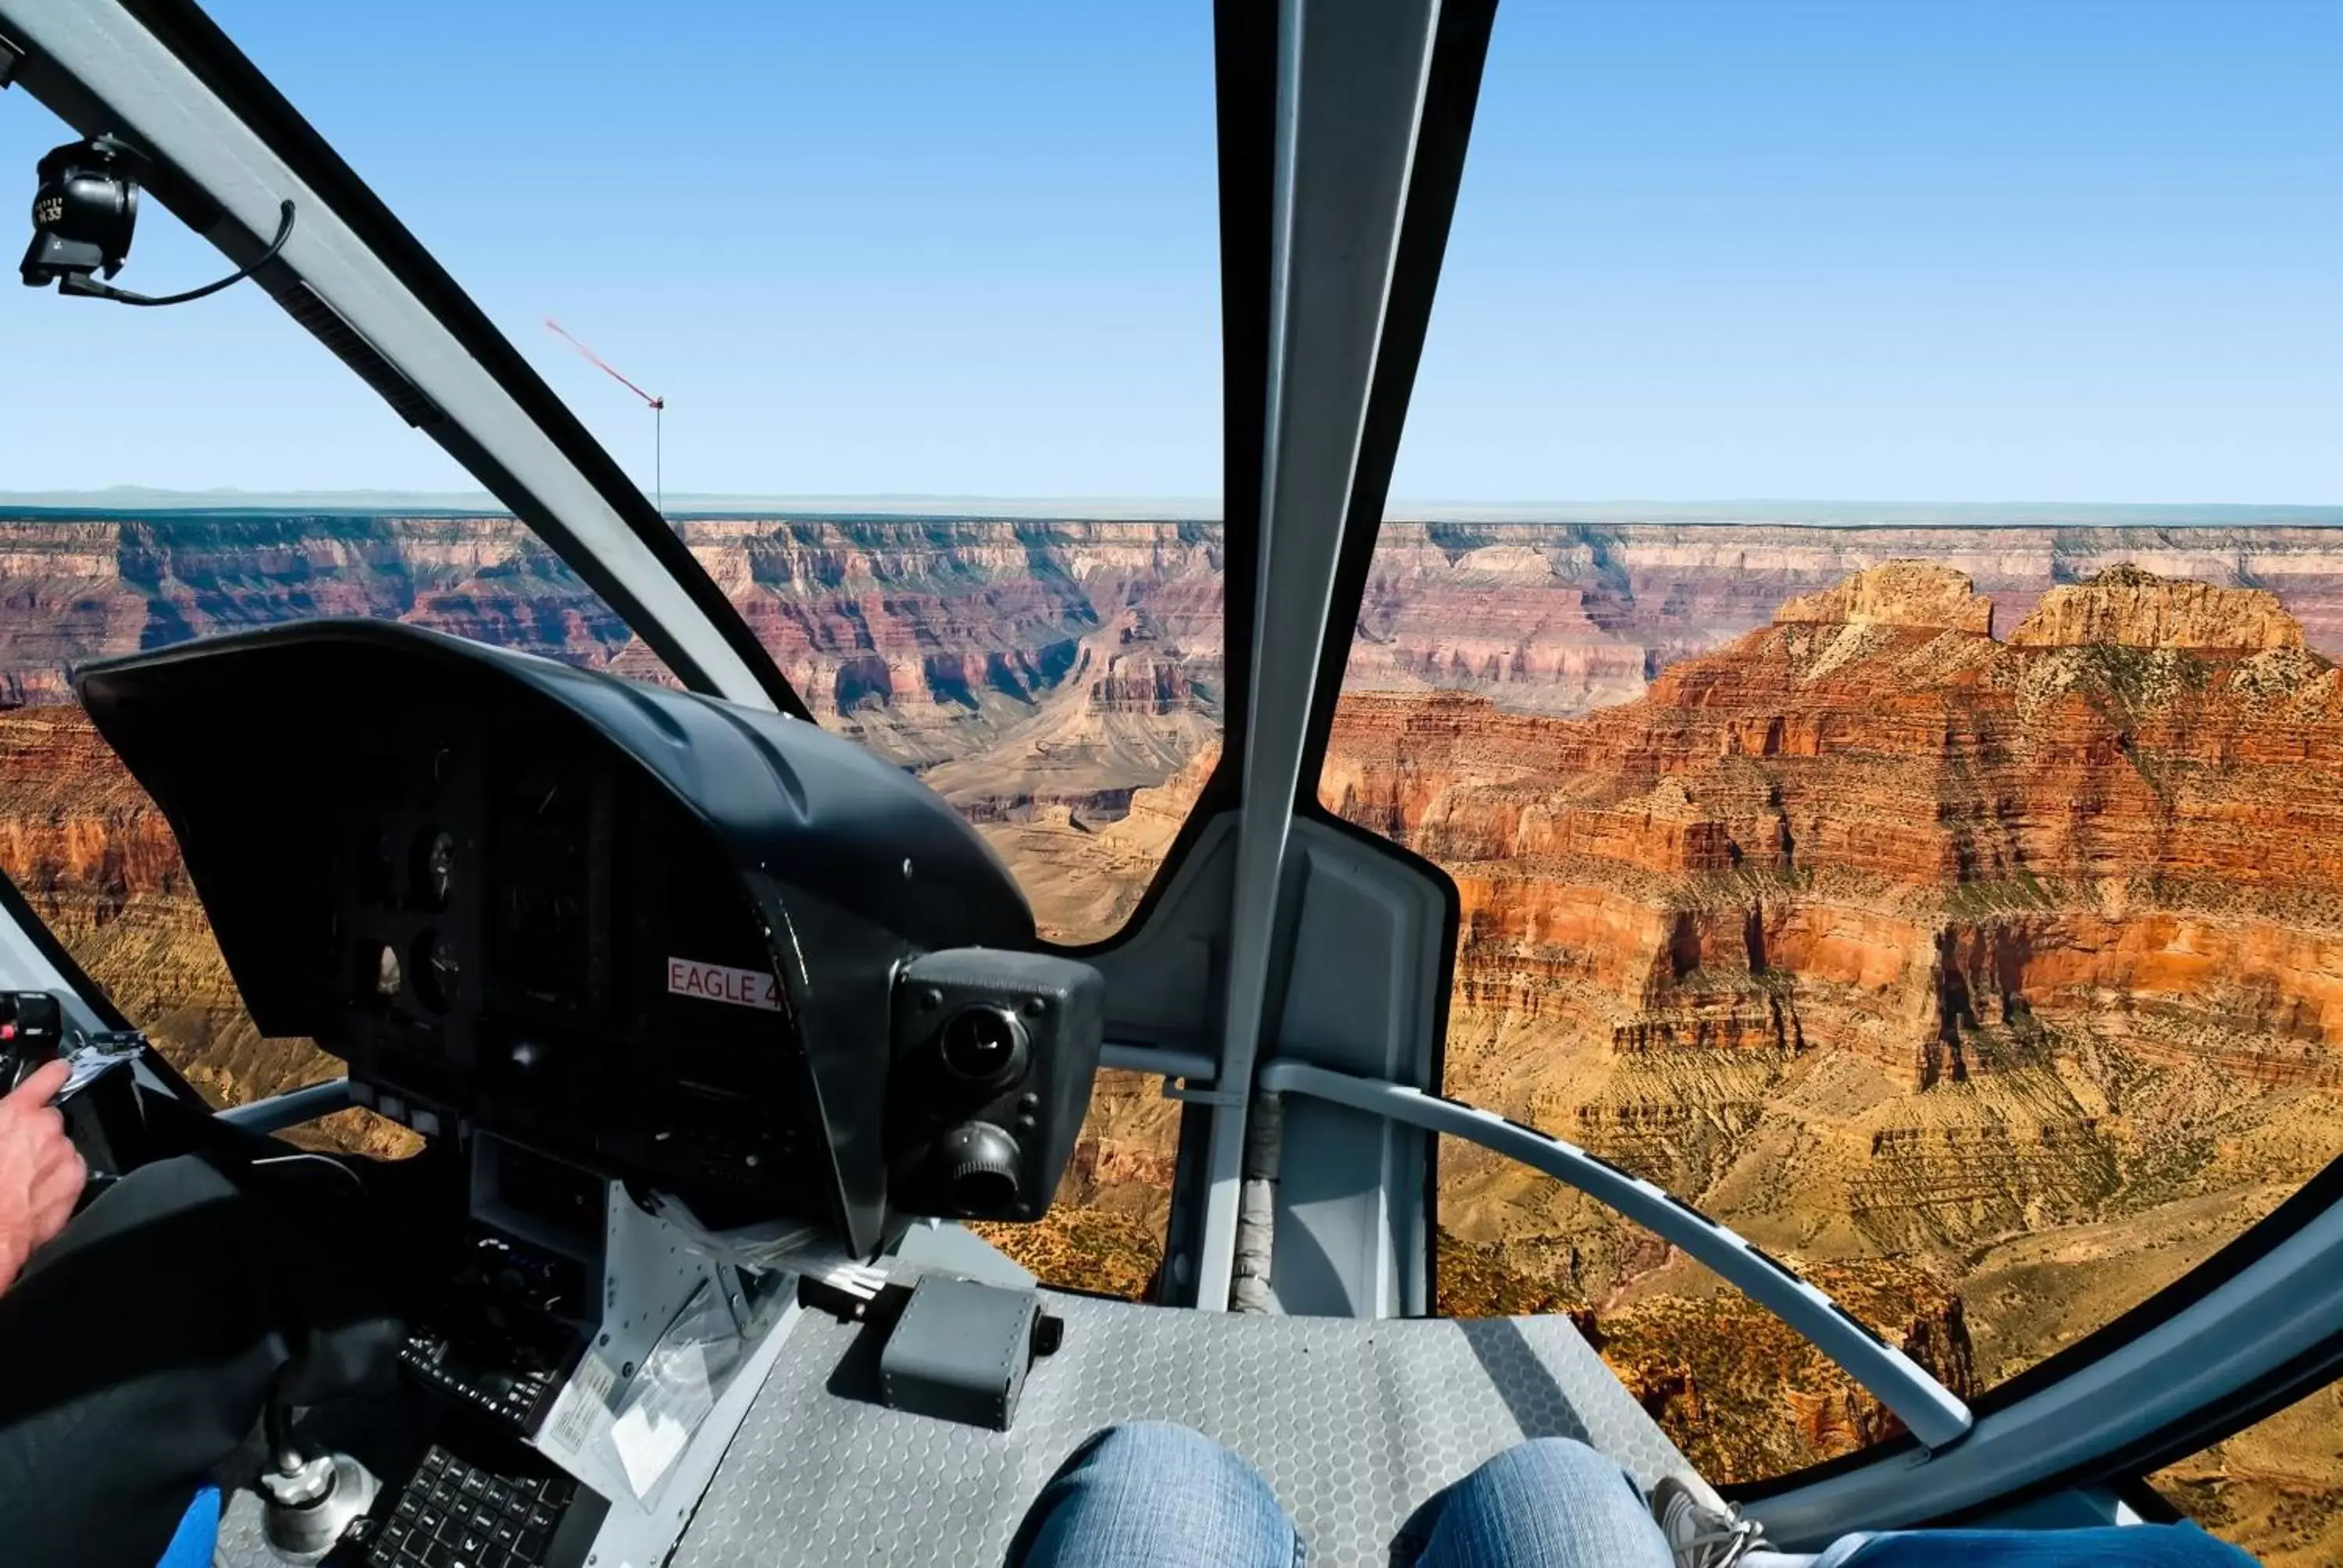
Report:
544,317,665,408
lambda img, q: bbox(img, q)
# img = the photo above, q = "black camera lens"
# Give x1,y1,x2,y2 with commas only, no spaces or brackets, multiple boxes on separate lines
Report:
939,1005,1026,1085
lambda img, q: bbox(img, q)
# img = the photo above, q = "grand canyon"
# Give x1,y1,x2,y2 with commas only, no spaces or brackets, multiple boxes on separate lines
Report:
4,509,2341,1559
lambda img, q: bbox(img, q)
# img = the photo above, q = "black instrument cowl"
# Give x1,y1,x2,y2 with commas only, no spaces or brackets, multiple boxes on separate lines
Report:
74,619,1046,1255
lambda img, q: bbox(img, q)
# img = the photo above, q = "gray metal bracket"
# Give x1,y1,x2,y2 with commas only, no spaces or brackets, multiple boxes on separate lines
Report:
531,1181,803,1568
1161,1080,1246,1109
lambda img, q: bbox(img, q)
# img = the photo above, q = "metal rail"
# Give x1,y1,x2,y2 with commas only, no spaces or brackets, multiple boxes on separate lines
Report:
1100,1042,1220,1082
216,1076,352,1134
1254,1058,1976,1452
225,1054,1970,1454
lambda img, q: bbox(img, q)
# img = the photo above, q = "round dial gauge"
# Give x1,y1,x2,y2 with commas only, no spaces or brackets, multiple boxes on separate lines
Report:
416,829,456,911
413,931,460,1012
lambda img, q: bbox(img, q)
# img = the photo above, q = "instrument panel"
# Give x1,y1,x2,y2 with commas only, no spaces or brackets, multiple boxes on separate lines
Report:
75,619,1075,1253
329,707,820,1214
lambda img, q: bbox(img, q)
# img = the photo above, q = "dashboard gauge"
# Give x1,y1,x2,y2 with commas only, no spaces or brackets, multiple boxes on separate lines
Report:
413,931,460,1012
415,829,457,911
362,942,401,1001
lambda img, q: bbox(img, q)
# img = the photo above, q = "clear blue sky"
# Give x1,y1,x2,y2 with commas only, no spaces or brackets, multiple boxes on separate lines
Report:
0,0,2334,503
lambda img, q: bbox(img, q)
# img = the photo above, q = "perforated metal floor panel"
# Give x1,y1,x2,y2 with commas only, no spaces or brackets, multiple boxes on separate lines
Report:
211,1292,1688,1568
672,1291,1690,1568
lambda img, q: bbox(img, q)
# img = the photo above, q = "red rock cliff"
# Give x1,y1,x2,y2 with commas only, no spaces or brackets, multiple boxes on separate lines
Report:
0,705,411,1154
1325,562,2343,1094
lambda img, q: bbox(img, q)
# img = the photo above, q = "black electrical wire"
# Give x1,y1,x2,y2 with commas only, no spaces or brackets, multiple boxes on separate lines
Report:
64,198,294,307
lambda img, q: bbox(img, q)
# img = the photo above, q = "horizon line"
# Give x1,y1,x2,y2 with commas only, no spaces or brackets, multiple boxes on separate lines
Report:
3,488,2342,524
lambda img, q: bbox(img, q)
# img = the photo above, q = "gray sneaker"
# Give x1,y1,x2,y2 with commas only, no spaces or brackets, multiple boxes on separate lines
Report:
1650,1474,1767,1568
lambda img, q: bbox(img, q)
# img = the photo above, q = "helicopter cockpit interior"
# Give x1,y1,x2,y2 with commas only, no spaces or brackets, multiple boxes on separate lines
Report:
0,2,2338,1566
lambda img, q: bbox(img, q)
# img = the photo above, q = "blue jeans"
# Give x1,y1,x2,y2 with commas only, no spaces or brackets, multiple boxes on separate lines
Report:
1006,1423,2262,1568
1005,1422,1671,1567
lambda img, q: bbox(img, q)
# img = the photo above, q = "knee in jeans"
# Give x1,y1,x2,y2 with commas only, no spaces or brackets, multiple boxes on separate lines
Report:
1073,1415,1275,1490
1079,1421,1242,1479
1014,1423,1299,1568
1062,1422,1288,1518
1464,1437,1630,1499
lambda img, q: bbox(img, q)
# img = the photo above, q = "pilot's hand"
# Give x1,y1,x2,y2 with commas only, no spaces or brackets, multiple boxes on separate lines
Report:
0,1059,86,1291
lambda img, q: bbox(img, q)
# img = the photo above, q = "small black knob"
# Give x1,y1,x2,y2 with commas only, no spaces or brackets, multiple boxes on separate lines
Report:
936,1121,1023,1216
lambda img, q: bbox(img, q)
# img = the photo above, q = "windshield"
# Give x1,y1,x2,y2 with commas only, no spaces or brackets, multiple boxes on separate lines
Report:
2,7,2336,1548
1312,0,2343,1525
0,0,1217,1261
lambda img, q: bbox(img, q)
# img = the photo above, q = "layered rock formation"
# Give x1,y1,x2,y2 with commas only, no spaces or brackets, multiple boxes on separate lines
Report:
0,515,637,706
20,511,2343,775
0,704,414,1155
2153,1380,2343,1568
1774,558,1997,636
9,511,2343,1515
0,514,1224,939
16,511,2343,944
1323,562,2343,1445
1327,563,2343,1097
676,517,1223,718
1344,522,2343,716
2006,564,2306,652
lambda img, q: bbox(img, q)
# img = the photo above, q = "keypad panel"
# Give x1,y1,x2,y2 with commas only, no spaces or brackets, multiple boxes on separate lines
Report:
366,1445,576,1568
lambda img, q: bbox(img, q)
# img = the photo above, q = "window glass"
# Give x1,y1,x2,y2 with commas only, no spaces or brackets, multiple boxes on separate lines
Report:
972,748,1218,1295
410,0,1227,948
2155,1381,2343,1567
644,1,1227,946
0,507,681,1158
0,516,660,1160
1336,533,2343,1482
9,0,1228,950
0,4,1222,1260
750,515,1225,948
1320,0,2343,1483
973,1067,1183,1299
0,45,690,1151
